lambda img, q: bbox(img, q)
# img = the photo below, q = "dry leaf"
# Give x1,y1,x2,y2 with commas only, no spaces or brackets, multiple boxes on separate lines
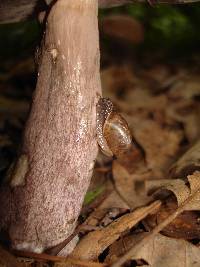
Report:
13,250,106,267
71,201,161,261
141,64,172,84
99,189,129,211
129,118,183,173
166,75,200,142
81,186,130,240
133,234,200,267
111,172,200,267
106,232,200,266
112,161,153,208
105,233,146,264
101,65,169,115
167,101,200,142
0,245,25,267
101,65,142,106
170,140,200,178
146,178,190,206
168,75,200,101
145,197,200,239
146,172,200,210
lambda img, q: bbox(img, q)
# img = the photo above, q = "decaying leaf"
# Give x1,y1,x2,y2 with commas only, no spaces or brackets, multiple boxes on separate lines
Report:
101,65,142,106
145,197,200,239
129,118,183,173
134,234,200,267
170,140,200,178
133,234,200,267
168,75,200,101
13,250,106,267
1,19,200,267
80,184,130,239
147,172,200,211
167,101,200,142
110,172,200,267
142,141,200,239
98,188,130,210
166,75,200,142
0,245,25,267
140,64,179,91
112,161,153,208
106,233,200,267
105,233,146,264
71,201,161,261
146,178,190,206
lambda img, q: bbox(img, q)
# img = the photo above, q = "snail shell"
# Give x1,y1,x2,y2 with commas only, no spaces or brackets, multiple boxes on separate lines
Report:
96,98,132,157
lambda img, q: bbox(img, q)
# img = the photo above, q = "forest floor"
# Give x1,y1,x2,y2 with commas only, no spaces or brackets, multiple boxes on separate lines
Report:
0,15,200,267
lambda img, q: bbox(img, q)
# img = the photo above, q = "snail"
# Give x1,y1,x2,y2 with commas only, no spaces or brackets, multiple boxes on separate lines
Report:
96,97,132,158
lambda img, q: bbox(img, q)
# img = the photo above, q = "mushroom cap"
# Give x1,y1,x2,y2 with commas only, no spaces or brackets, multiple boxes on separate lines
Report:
1,0,198,24
0,0,132,24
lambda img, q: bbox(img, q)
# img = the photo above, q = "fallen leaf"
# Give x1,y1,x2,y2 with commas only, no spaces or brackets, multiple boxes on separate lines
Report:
101,65,142,106
71,201,161,261
167,75,200,142
106,233,200,267
168,75,200,101
105,233,146,264
13,250,106,267
98,189,130,210
0,245,25,267
135,142,200,247
145,197,200,239
170,140,200,178
147,172,200,210
112,161,153,208
133,234,200,267
110,172,200,267
167,101,200,142
130,118,183,173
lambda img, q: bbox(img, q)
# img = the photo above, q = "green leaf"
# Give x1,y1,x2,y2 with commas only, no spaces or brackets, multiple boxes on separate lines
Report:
84,186,105,205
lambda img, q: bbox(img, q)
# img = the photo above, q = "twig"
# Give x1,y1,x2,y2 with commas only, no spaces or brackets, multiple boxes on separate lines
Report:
72,200,161,260
45,227,80,256
13,250,107,267
111,180,200,267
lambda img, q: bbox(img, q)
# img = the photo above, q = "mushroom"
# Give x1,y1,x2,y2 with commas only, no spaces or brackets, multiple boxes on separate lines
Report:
0,0,189,257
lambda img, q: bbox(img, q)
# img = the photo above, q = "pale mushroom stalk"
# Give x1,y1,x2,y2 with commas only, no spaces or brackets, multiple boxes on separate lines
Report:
0,0,101,254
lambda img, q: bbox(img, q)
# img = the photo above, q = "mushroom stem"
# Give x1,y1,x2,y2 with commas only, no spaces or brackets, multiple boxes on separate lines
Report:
0,0,101,254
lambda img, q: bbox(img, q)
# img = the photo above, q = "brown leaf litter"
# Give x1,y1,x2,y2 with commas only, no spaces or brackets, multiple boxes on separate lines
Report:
1,45,200,266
